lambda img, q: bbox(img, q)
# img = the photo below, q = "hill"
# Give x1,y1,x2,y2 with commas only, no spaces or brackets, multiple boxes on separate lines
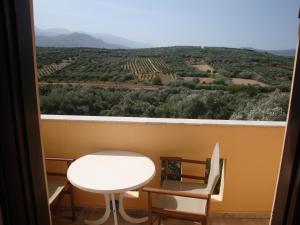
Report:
92,33,152,49
35,27,152,49
36,46,293,88
244,47,295,57
36,33,125,49
35,27,71,36
267,49,295,57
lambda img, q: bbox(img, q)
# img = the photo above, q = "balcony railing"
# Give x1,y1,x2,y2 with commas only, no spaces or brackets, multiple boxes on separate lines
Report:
41,115,285,217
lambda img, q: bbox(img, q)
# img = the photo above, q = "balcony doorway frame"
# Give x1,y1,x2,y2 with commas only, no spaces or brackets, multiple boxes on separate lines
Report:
270,13,300,225
0,0,51,225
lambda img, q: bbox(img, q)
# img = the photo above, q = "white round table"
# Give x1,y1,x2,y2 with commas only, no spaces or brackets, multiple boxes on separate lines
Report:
67,151,156,225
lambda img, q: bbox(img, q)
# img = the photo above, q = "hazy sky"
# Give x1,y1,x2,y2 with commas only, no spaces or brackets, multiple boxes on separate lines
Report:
33,0,299,50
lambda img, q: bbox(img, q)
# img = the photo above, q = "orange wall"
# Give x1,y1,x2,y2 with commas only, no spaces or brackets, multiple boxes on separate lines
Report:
41,116,285,213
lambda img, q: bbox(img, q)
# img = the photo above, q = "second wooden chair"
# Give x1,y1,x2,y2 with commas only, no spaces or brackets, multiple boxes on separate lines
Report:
143,143,221,225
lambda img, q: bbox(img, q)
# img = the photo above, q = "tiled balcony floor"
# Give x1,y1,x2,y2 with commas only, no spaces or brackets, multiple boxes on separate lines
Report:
53,208,270,225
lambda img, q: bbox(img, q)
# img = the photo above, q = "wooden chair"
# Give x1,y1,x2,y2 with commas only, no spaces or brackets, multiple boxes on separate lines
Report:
46,157,76,221
143,143,220,225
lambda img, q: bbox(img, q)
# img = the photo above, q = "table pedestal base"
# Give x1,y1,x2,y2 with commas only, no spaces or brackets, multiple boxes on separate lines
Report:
119,193,148,224
85,193,147,225
85,194,111,225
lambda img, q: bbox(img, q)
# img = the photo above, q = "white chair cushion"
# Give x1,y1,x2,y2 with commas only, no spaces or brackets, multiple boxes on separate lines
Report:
155,180,208,215
124,190,140,198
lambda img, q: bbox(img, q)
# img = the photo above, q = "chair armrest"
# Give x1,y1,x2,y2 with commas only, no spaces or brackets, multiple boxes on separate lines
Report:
142,187,210,200
160,157,206,165
45,157,75,177
166,173,206,181
47,172,67,177
45,157,74,163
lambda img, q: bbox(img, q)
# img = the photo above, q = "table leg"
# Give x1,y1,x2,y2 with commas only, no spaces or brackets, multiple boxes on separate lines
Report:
111,193,118,225
118,192,148,223
85,193,111,225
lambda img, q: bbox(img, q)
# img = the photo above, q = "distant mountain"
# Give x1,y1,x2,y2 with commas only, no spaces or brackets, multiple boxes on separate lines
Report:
267,49,295,57
35,27,152,49
36,33,125,49
92,33,152,49
35,27,72,36
244,47,295,57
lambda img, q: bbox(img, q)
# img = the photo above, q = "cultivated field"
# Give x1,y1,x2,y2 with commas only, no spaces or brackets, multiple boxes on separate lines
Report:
191,64,214,72
37,47,293,121
38,58,75,77
187,58,214,72
122,57,175,82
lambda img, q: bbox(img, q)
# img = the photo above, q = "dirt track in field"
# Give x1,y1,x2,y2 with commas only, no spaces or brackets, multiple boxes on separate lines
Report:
184,77,267,86
184,77,215,84
231,78,267,86
39,81,160,90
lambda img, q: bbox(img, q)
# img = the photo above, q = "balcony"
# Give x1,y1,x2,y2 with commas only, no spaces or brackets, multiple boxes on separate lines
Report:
41,115,285,225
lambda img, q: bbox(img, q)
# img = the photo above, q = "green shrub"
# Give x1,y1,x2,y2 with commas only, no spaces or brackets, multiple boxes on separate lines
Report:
152,75,162,85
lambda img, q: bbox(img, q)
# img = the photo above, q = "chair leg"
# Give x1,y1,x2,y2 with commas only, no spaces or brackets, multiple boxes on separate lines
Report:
158,216,161,225
149,199,154,224
148,209,153,225
50,205,57,222
69,186,76,221
202,217,208,225
147,192,152,225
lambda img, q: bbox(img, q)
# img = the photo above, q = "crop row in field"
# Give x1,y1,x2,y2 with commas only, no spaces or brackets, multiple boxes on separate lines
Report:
123,57,173,80
38,58,75,76
137,74,155,80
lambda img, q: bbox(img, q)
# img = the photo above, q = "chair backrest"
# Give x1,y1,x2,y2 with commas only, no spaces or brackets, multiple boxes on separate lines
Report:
161,159,182,183
206,143,220,194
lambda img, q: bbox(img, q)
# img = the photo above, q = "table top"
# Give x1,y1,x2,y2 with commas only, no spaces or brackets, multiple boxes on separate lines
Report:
67,151,156,193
